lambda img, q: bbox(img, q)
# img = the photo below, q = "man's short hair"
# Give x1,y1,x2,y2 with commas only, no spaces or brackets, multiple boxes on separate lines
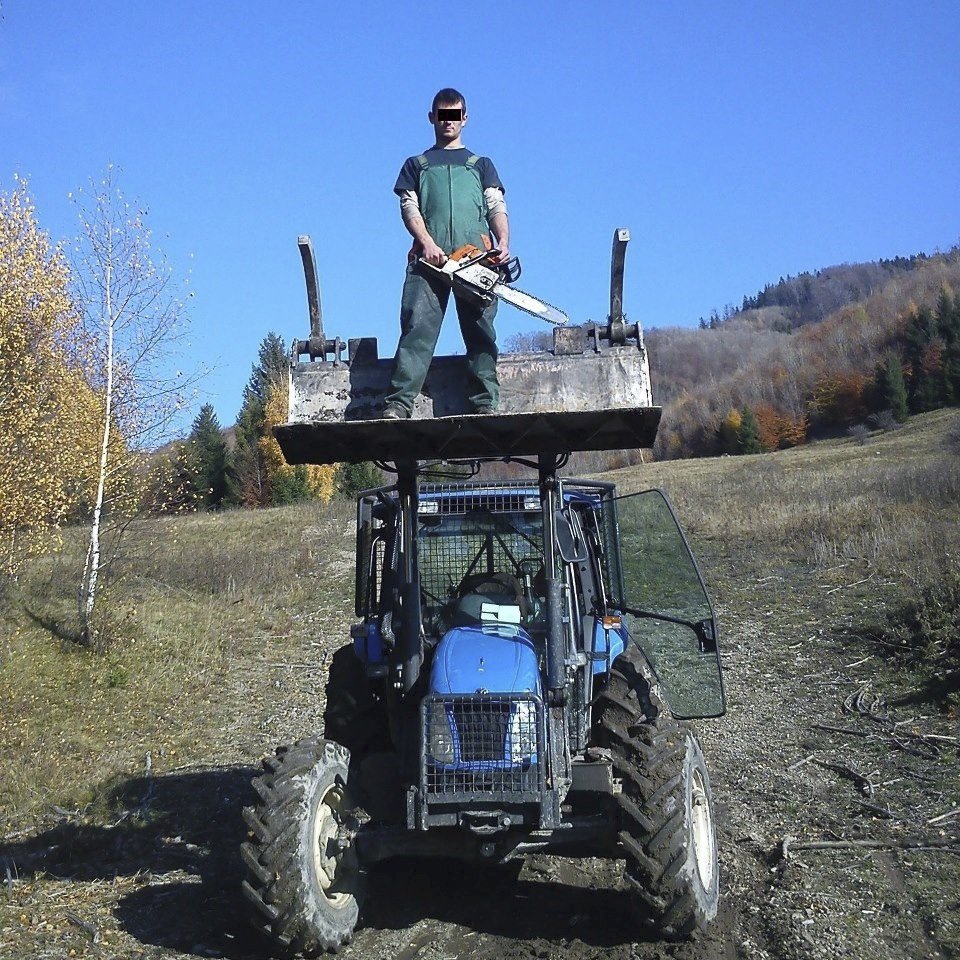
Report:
431,87,466,114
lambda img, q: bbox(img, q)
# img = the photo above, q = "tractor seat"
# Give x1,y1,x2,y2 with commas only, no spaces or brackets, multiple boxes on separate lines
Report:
450,572,528,627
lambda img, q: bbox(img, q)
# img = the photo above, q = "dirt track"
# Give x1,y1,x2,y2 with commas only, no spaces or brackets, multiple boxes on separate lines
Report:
2,539,957,959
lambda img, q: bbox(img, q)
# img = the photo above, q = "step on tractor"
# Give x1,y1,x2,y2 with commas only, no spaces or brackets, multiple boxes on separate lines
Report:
241,231,727,955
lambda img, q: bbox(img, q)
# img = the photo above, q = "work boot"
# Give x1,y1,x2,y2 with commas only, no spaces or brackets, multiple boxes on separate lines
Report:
382,403,410,420
471,404,495,415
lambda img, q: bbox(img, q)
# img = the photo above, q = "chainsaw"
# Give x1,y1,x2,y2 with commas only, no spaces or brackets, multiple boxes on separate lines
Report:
419,244,569,326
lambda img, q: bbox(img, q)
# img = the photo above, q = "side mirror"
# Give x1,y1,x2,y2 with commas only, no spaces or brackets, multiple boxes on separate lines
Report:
556,511,588,563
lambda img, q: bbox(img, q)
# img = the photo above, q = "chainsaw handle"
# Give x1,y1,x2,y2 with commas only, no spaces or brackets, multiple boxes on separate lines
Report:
496,255,522,284
418,248,522,285
458,247,523,284
449,243,520,281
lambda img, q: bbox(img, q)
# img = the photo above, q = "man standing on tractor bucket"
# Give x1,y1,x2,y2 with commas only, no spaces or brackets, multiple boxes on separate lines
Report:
382,87,510,419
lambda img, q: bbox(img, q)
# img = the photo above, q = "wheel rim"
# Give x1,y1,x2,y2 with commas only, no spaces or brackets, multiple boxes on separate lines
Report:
690,767,716,889
311,781,355,909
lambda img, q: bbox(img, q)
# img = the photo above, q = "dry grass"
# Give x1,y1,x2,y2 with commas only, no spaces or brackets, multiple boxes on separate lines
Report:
1,412,958,960
1,410,957,833
600,408,959,584
0,499,355,832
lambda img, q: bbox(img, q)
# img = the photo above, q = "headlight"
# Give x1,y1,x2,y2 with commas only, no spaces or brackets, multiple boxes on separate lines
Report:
508,701,537,763
428,701,456,764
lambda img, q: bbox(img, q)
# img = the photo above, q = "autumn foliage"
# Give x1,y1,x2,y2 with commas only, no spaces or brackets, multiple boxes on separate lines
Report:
649,252,960,460
809,372,872,426
260,376,336,504
0,181,103,575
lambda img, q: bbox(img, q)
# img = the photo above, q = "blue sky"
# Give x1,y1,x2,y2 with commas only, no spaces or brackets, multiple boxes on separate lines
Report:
2,1,958,427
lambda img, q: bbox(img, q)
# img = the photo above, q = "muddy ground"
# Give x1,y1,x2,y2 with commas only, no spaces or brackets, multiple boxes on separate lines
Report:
1,541,958,959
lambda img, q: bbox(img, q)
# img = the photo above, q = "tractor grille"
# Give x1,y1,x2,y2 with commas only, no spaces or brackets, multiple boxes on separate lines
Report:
452,701,510,762
418,484,540,516
422,694,545,797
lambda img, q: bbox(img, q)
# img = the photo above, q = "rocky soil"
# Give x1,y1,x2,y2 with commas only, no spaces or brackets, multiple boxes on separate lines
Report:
2,534,957,959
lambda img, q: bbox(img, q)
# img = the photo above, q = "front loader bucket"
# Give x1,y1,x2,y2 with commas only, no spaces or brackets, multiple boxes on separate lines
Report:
277,406,660,465
276,333,659,466
276,228,660,466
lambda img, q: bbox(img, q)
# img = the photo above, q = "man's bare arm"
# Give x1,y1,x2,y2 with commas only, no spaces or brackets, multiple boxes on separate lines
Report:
399,191,445,265
488,210,509,263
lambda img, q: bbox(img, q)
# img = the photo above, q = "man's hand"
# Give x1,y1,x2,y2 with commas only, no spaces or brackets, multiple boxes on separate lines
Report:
403,210,447,266
420,238,447,266
489,244,510,265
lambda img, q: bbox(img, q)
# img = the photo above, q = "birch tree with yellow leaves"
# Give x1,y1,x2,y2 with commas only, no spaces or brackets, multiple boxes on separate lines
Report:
71,167,198,643
0,179,103,576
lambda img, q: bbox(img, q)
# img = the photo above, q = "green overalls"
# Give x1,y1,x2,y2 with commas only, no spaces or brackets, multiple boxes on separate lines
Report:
385,154,499,414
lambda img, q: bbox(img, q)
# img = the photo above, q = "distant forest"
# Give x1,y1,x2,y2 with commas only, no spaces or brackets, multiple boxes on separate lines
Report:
169,248,960,497
705,252,941,332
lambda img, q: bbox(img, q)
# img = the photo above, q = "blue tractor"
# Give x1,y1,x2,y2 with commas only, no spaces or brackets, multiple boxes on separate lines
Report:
240,232,726,955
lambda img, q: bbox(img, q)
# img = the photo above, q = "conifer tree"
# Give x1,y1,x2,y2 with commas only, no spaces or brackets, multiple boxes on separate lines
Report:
936,286,960,404
336,462,384,499
737,407,762,454
904,305,945,412
875,353,909,423
189,403,229,509
147,440,204,514
227,332,287,506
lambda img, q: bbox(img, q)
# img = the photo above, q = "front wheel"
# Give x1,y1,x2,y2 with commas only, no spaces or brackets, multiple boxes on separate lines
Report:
595,645,719,938
242,738,361,956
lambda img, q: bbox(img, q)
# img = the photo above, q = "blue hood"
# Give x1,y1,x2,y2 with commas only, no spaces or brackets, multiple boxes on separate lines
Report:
430,625,541,696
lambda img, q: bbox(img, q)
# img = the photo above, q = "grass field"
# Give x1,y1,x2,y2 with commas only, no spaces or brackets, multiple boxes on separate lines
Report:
0,499,357,832
608,407,959,579
1,409,955,833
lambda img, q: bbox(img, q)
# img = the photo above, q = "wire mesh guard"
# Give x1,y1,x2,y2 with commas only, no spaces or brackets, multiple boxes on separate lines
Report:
418,484,544,637
422,695,544,797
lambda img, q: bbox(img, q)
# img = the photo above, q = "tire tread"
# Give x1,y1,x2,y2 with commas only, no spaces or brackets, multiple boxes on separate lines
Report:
594,643,718,938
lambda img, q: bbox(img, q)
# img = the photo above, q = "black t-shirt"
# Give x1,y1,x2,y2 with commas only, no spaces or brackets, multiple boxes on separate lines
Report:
394,147,504,196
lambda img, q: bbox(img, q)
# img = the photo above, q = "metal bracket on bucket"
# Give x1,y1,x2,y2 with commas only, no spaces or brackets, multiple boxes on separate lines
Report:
293,235,344,364
573,228,646,354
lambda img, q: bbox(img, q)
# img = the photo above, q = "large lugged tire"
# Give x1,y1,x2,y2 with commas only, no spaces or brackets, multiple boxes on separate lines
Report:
242,738,361,956
594,644,719,938
322,645,389,762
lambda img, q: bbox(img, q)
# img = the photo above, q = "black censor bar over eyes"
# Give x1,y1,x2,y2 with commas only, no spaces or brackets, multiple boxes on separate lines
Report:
436,108,463,121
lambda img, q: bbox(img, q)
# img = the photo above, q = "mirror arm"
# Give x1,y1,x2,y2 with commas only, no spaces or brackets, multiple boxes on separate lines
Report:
618,605,692,629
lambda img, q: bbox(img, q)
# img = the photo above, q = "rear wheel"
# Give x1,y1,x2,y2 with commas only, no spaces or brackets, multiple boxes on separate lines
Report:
594,644,719,938
242,738,361,956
